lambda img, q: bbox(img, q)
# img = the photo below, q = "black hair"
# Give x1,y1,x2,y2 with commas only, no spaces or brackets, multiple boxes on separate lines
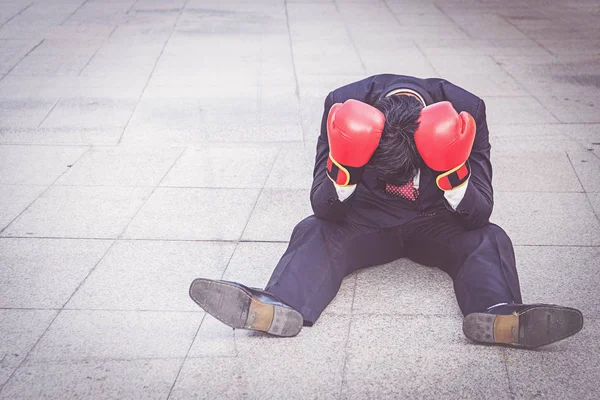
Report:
369,94,423,185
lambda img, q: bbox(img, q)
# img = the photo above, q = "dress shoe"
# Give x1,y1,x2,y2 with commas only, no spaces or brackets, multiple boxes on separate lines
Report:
189,278,303,337
463,303,583,348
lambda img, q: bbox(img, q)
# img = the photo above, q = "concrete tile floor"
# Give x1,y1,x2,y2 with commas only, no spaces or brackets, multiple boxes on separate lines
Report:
0,0,599,399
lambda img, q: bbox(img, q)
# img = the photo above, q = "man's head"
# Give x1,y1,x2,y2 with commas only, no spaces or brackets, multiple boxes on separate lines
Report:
369,94,424,185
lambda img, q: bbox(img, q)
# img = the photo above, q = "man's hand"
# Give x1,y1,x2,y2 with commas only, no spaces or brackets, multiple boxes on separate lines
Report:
326,99,385,186
415,101,476,191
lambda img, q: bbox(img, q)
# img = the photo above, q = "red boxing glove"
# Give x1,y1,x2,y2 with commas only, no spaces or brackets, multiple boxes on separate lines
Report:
414,101,476,191
326,99,385,186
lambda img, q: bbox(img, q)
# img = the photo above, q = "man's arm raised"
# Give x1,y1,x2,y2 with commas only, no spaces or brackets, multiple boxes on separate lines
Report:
310,94,384,222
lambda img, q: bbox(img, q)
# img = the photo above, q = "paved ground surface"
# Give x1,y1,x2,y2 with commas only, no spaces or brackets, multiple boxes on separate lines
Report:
0,0,599,399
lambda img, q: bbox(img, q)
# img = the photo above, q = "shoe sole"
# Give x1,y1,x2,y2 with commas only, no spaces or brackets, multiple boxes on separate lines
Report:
463,305,583,348
189,278,303,337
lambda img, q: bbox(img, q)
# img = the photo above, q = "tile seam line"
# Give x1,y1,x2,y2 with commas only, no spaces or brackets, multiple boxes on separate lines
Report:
432,2,472,39
166,313,206,400
283,0,300,98
566,154,600,224
0,2,33,30
59,0,90,26
490,54,563,124
9,356,188,366
338,274,358,398
165,208,240,399
333,0,367,74
234,146,282,242
499,14,554,56
0,38,44,83
0,145,92,236
381,0,440,75
125,0,141,15
77,26,118,77
115,146,187,240
0,308,61,395
37,99,59,128
501,348,517,400
115,2,186,145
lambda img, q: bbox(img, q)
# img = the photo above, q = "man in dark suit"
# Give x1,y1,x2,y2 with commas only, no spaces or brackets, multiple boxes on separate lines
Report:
189,74,583,348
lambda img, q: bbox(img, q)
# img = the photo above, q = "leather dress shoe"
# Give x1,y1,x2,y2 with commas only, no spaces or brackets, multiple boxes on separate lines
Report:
463,303,583,348
189,278,303,337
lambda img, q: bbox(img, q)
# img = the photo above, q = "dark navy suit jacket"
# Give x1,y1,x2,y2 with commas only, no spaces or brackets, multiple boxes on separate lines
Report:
310,74,493,231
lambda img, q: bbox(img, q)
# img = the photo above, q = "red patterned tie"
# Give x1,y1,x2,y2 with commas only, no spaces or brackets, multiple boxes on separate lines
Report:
386,181,418,201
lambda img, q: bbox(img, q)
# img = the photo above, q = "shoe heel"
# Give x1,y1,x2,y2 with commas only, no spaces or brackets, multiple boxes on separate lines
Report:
267,304,303,337
463,313,519,345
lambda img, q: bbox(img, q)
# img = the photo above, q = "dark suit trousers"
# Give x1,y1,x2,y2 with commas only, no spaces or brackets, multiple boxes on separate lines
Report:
265,211,522,325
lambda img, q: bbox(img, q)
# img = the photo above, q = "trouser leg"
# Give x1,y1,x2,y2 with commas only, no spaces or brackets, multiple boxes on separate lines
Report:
265,215,402,325
402,211,522,316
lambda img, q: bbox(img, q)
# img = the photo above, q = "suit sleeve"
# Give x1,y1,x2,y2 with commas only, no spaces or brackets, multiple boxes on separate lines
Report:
310,91,357,222
451,99,494,230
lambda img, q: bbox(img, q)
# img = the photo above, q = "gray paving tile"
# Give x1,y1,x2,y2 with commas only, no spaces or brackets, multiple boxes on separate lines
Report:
222,242,288,289
493,151,583,192
171,313,350,400
475,38,553,57
490,134,584,152
505,318,600,400
186,314,237,358
363,50,438,78
0,39,41,74
491,192,600,246
55,146,183,187
0,127,123,146
441,73,529,97
296,74,366,97
123,187,259,240
0,358,182,400
354,259,460,316
484,97,560,125
0,238,112,308
1,186,152,239
589,193,600,217
489,124,599,154
342,315,509,399
241,189,313,242
451,14,529,40
536,95,600,124
28,310,202,362
66,240,236,312
567,150,600,192
123,97,204,144
0,185,45,231
428,55,507,78
0,310,57,387
41,98,138,129
560,123,600,150
264,147,314,189
515,246,600,318
9,53,91,76
0,99,57,128
0,145,88,185
31,37,104,56
161,147,278,189
416,38,482,56
0,75,148,99
255,124,304,143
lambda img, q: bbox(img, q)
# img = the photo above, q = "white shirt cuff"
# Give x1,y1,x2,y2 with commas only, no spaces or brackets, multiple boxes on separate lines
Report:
443,182,468,210
334,183,356,202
